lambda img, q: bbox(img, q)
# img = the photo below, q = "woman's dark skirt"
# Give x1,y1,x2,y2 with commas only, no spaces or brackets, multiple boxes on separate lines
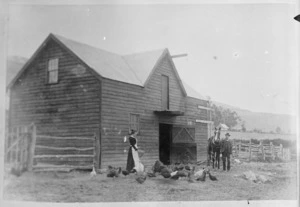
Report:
126,147,134,172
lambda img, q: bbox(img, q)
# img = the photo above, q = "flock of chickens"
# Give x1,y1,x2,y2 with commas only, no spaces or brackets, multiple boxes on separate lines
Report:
94,160,218,184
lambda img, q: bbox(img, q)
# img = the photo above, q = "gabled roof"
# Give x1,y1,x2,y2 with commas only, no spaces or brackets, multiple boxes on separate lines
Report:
122,49,166,86
182,82,208,101
54,34,145,86
54,34,176,88
8,33,211,101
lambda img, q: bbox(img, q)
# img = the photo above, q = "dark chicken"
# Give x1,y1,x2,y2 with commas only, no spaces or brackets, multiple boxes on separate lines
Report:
160,167,172,178
207,169,218,181
107,166,121,178
122,170,129,176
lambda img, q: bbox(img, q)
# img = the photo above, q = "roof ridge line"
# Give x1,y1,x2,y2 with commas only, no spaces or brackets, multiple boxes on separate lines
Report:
122,48,167,56
52,33,122,57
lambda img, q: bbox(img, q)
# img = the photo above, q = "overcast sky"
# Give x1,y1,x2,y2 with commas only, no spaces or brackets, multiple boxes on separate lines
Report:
6,1,299,115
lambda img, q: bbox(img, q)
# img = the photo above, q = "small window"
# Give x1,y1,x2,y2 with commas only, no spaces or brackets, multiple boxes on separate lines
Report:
129,113,140,133
47,58,59,83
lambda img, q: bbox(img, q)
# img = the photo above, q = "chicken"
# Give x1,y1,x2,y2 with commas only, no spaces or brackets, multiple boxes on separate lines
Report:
152,160,165,173
196,169,207,182
107,166,121,178
187,166,196,182
160,167,172,178
122,170,129,176
90,166,97,177
174,164,184,171
207,169,218,181
135,172,147,184
170,170,188,180
194,168,205,177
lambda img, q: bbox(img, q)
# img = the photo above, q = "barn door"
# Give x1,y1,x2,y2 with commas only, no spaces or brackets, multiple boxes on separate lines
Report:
171,126,196,164
159,124,172,165
161,75,169,110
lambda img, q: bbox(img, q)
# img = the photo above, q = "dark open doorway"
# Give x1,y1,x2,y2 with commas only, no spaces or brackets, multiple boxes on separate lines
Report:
159,123,172,165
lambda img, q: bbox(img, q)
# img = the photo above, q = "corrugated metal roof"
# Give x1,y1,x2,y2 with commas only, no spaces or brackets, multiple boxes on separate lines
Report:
123,49,166,86
182,81,208,101
54,34,165,86
8,33,207,102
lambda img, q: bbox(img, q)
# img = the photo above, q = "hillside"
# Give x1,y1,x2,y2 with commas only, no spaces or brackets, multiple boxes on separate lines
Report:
6,56,27,86
213,101,297,134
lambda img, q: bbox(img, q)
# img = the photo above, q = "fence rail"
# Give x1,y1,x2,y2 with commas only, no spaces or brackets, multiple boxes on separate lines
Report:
5,123,100,173
232,139,291,161
33,133,98,171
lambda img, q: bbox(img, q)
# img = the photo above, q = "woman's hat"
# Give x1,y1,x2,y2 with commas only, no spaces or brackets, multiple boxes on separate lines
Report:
129,129,136,135
225,132,231,136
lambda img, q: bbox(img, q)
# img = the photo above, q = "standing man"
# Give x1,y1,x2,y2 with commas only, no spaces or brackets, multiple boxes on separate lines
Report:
220,132,232,171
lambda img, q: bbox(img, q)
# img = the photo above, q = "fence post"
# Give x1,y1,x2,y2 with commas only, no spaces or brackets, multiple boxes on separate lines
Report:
95,131,101,169
24,132,29,170
233,139,235,156
270,142,274,160
279,144,283,159
260,141,265,161
5,129,8,162
8,128,12,163
238,139,241,156
287,148,290,161
28,124,37,171
249,139,252,161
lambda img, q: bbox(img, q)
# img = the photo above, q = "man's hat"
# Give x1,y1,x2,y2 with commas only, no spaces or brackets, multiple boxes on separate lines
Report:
225,132,231,136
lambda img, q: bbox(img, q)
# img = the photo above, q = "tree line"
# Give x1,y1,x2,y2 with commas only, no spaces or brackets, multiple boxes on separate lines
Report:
209,103,285,134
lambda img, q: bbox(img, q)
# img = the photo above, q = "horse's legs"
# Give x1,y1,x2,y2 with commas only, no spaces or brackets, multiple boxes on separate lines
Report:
212,152,215,169
216,151,220,169
207,151,211,166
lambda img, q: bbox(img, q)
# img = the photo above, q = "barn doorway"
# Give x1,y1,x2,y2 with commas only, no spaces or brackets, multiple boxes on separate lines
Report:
159,123,172,165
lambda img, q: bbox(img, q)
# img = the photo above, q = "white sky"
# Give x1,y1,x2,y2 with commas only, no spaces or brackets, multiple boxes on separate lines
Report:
6,1,299,115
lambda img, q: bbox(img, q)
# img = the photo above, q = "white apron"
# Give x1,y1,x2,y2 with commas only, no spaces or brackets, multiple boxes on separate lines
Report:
132,138,144,173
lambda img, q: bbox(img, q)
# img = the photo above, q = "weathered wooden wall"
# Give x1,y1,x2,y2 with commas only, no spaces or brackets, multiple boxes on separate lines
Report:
10,40,102,159
10,41,209,169
185,97,209,161
101,55,209,168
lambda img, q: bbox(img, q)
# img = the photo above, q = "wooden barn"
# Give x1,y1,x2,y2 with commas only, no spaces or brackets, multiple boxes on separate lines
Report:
7,33,212,171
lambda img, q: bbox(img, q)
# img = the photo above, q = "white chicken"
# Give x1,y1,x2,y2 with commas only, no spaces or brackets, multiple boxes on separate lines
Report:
90,166,97,177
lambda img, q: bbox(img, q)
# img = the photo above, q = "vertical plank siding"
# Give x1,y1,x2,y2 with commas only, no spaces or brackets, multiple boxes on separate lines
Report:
10,39,101,143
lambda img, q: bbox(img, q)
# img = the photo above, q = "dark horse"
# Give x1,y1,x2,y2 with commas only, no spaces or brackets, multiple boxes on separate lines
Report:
207,127,221,169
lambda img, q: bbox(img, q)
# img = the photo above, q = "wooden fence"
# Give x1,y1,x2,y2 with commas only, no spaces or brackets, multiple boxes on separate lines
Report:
232,139,291,161
33,133,99,172
5,123,36,171
5,123,100,172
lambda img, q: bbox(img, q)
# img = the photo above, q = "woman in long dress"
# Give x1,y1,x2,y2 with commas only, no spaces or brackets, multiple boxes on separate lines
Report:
125,130,143,173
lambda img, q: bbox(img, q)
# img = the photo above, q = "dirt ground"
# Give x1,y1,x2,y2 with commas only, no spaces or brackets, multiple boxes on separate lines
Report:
2,160,298,202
